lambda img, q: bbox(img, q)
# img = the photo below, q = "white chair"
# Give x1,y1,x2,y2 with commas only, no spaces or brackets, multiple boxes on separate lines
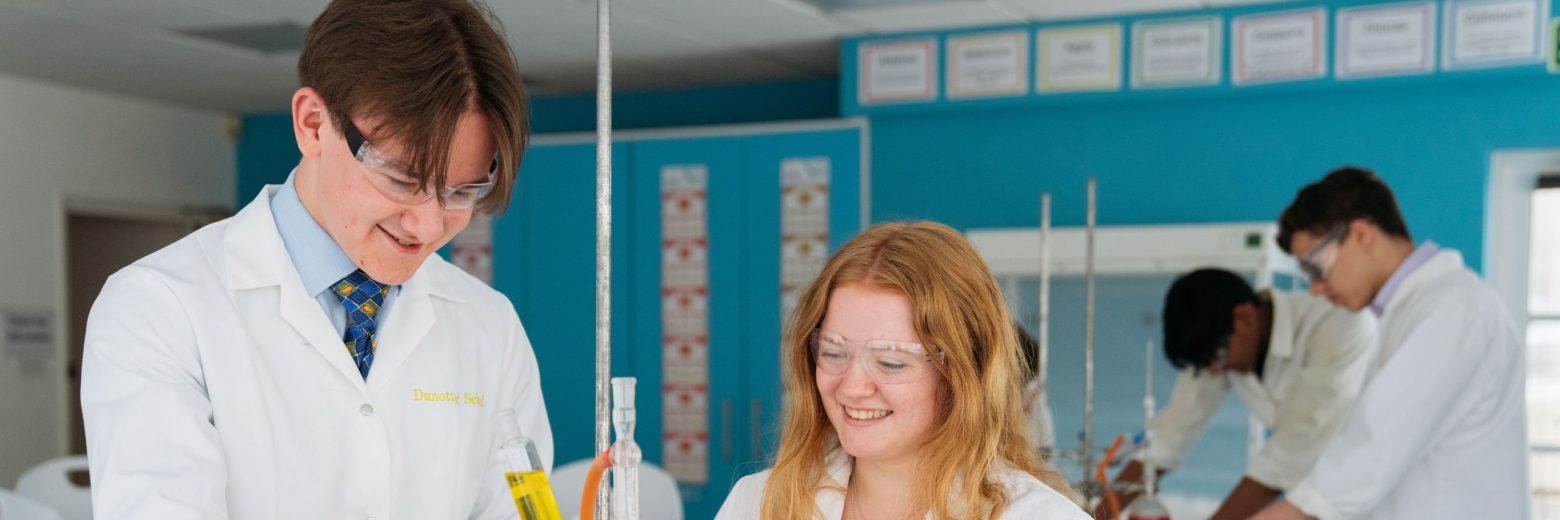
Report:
552,458,684,520
0,488,63,520
634,464,684,520
14,457,90,520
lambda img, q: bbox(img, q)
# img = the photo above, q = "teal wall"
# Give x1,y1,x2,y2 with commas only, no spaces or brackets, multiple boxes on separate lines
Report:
527,78,838,133
234,114,301,206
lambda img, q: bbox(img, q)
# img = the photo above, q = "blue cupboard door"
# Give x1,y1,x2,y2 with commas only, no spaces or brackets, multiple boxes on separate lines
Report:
629,136,745,519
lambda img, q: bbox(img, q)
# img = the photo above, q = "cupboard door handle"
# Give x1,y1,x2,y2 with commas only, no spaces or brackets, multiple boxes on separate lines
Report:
750,398,763,459
721,399,733,462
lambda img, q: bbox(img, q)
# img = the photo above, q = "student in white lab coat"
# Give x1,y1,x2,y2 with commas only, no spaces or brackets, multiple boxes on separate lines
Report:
1252,167,1528,519
1101,268,1377,519
715,222,1088,520
79,1,551,518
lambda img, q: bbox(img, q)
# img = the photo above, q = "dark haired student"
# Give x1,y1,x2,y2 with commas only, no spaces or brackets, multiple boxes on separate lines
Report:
1253,167,1528,519
1102,268,1377,519
80,1,551,518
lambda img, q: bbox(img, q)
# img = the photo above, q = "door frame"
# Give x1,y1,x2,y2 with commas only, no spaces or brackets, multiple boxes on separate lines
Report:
1486,148,1560,330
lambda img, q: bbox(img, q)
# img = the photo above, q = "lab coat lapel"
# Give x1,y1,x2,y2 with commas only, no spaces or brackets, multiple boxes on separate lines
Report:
224,185,369,390
365,263,438,394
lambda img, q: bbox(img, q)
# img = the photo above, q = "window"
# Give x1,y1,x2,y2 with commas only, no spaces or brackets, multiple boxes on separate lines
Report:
1528,175,1560,517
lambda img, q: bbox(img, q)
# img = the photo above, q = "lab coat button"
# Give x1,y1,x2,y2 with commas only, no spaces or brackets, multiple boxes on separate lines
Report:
360,403,374,416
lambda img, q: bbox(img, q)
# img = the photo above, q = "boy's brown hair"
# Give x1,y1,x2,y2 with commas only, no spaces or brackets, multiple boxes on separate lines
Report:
298,0,527,213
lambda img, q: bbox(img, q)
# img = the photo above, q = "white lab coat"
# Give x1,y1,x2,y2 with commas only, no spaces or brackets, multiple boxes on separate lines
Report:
713,450,1089,519
1147,291,1377,490
1286,249,1528,519
80,186,553,520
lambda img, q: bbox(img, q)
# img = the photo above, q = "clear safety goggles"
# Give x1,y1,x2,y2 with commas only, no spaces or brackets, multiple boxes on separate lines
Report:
810,329,943,385
343,119,497,210
1297,224,1348,282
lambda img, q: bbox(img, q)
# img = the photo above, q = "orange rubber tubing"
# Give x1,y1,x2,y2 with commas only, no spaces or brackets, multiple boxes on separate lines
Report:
578,449,615,520
1096,433,1126,520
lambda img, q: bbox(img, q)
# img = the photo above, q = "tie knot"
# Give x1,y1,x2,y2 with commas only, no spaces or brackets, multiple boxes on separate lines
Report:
333,269,389,318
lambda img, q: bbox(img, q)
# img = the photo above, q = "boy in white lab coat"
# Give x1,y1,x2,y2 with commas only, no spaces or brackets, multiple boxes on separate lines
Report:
1103,268,1377,519
1253,166,1528,519
80,1,551,518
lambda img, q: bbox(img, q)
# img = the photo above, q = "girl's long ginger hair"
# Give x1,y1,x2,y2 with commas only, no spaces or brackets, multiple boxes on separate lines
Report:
759,221,1073,519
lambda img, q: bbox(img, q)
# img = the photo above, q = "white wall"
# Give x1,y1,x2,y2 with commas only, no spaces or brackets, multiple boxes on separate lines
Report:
0,72,234,486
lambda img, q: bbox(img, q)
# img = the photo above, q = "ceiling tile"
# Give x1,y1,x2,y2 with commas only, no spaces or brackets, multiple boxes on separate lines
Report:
14,0,273,33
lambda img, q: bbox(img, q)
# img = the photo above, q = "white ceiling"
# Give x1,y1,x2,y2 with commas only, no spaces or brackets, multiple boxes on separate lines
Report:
0,0,1293,113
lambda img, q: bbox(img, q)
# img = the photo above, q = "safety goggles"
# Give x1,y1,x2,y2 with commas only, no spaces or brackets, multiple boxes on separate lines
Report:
810,329,943,384
342,119,497,210
1297,224,1348,281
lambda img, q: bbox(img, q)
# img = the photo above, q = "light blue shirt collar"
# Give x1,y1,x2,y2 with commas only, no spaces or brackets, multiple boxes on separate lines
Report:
1370,241,1440,317
270,171,361,298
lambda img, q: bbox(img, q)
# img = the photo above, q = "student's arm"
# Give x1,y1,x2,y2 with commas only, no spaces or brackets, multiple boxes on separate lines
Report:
81,267,230,519
1208,477,1280,519
1098,369,1228,517
1251,499,1316,520
1143,368,1230,471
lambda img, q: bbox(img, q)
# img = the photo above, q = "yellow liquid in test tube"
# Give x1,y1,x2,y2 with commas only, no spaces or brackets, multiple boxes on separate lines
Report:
506,470,561,520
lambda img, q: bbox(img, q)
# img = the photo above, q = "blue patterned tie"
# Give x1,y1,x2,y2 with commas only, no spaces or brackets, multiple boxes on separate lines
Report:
332,270,389,379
